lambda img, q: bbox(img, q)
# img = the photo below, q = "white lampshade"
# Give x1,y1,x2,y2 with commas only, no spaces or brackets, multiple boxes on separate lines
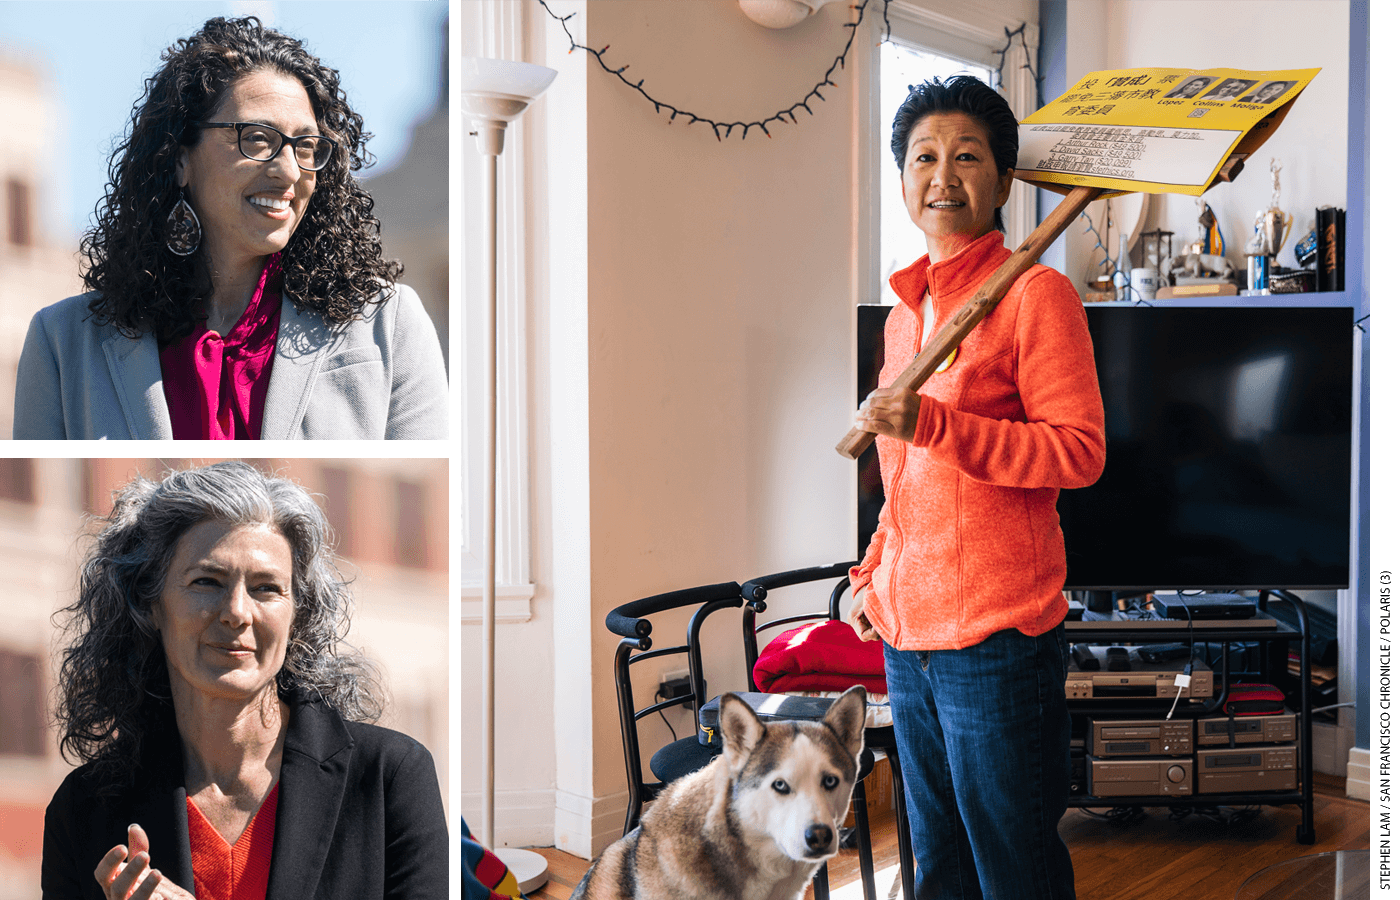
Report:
463,57,558,155
738,0,837,29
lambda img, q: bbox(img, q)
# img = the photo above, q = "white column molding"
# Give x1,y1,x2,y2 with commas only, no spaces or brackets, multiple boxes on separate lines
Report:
463,0,536,615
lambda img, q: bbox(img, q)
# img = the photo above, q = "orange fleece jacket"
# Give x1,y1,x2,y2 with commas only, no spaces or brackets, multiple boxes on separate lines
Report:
851,231,1105,650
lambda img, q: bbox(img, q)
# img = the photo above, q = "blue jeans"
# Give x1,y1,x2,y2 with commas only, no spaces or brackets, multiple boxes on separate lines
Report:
883,626,1075,900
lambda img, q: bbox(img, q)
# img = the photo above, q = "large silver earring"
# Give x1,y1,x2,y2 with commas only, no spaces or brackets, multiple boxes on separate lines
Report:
165,192,201,256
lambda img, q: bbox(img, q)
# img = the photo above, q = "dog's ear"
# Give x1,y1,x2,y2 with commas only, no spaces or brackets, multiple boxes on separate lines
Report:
719,693,765,767
824,686,867,761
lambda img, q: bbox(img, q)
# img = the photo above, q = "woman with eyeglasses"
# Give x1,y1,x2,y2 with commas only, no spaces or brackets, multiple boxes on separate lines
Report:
13,17,447,440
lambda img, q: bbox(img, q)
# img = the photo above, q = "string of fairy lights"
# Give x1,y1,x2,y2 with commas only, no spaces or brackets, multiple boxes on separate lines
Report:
537,0,890,141
537,0,1054,143
993,23,1043,108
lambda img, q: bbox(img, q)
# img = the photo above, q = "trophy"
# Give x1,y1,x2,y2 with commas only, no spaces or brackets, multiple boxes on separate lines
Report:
1258,159,1294,268
1245,159,1293,293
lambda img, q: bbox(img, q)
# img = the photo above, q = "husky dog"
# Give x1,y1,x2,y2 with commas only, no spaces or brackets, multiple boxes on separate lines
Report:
571,686,867,900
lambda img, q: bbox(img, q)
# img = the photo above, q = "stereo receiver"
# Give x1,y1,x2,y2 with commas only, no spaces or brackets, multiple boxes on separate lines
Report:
1088,718,1192,757
1088,758,1193,797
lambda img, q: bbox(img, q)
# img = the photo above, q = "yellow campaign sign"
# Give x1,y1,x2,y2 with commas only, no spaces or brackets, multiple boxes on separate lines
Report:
1015,67,1320,197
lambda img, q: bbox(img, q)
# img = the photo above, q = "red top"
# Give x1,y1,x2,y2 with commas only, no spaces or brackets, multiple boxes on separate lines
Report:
187,782,280,900
160,254,283,440
851,231,1106,650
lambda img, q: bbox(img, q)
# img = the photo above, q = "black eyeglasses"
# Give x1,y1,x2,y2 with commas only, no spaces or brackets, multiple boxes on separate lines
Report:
197,122,338,172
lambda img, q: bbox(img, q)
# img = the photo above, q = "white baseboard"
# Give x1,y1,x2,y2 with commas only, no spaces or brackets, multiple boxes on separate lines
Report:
463,788,556,848
464,787,637,858
1346,747,1369,800
555,788,630,859
1312,721,1357,776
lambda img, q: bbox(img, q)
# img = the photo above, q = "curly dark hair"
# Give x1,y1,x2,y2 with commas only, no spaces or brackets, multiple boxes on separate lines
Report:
54,461,382,793
79,16,403,343
890,76,1018,233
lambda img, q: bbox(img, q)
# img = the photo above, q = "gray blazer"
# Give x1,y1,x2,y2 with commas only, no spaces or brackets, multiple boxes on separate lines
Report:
14,284,447,440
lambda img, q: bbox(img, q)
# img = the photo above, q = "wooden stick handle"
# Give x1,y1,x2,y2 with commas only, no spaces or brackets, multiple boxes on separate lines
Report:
836,185,1104,460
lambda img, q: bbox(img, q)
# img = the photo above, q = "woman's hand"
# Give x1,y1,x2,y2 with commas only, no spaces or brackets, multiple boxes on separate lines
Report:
94,824,195,900
855,387,922,443
847,587,880,642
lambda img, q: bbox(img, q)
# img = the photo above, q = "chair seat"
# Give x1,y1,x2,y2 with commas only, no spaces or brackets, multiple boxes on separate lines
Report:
650,737,722,784
864,724,897,750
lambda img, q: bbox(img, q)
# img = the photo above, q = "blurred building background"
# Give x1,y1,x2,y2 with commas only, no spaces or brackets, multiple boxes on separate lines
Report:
364,14,449,357
0,54,86,439
0,457,449,899
0,1,448,436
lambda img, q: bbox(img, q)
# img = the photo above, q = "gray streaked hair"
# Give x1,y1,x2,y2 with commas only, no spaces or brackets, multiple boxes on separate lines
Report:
55,461,381,790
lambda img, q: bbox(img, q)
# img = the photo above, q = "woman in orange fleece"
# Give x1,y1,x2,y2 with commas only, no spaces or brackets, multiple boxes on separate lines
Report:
849,77,1105,899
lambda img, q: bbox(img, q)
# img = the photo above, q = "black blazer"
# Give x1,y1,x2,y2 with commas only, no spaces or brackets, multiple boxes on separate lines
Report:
41,695,448,899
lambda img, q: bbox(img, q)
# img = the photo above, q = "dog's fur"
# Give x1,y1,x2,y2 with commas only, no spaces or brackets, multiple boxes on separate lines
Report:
571,686,867,900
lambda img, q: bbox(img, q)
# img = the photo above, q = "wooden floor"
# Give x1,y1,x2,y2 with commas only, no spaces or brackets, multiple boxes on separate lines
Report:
526,774,1367,900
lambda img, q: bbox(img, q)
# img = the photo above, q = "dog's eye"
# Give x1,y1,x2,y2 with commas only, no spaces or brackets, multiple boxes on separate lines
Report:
772,779,790,794
822,774,840,790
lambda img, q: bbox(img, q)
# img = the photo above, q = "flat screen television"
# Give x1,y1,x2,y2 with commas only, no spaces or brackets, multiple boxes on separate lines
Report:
857,304,1354,591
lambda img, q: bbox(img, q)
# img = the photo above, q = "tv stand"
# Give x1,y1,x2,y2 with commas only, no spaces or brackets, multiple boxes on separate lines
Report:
1064,589,1315,844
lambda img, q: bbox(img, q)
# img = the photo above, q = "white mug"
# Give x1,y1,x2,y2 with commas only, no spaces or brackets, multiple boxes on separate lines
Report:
1129,267,1159,301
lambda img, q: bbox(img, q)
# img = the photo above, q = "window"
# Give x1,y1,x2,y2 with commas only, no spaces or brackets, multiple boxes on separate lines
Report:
878,42,997,306
7,179,32,247
866,2,1040,305
0,648,46,756
394,478,429,569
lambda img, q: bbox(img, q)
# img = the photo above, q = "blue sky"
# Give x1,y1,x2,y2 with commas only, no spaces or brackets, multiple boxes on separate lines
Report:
0,0,445,241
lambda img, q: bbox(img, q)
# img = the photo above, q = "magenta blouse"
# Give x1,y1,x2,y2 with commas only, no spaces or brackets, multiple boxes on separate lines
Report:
160,254,283,440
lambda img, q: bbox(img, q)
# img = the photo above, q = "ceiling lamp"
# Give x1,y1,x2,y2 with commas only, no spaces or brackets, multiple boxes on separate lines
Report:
739,0,839,29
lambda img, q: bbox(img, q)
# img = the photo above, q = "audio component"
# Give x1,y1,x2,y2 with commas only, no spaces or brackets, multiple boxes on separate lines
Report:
1196,744,1297,793
1196,712,1297,746
1070,740,1087,795
1066,647,1212,700
1089,718,1192,757
1088,757,1193,797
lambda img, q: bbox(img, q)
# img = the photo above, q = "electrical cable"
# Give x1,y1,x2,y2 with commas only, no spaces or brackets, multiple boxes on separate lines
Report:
654,690,679,742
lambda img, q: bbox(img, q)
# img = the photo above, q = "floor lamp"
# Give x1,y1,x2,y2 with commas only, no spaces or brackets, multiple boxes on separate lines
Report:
464,55,556,894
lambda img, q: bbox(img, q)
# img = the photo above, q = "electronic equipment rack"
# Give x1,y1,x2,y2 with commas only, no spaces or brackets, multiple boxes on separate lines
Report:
1064,589,1315,844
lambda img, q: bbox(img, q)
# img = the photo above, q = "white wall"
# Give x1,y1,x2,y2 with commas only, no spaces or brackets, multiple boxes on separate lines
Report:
1062,0,1350,291
466,0,1286,858
465,0,874,855
575,0,863,853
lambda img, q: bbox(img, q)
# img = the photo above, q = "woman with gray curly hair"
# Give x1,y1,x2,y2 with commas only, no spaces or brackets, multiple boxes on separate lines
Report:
41,462,447,900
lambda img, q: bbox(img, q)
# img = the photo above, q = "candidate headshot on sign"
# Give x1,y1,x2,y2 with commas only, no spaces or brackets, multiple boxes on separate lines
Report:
1199,78,1256,101
1237,81,1294,105
1163,75,1214,99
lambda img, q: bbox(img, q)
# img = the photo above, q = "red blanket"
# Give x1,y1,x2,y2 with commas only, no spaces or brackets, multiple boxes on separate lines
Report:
753,620,887,695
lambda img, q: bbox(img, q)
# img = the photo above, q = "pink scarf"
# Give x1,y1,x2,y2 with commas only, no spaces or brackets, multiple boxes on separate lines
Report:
161,254,283,440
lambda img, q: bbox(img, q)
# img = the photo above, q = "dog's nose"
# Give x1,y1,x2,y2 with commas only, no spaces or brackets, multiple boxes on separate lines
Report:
805,824,834,852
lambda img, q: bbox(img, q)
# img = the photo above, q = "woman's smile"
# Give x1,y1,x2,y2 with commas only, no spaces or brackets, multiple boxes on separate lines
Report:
248,194,294,216
208,642,255,656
